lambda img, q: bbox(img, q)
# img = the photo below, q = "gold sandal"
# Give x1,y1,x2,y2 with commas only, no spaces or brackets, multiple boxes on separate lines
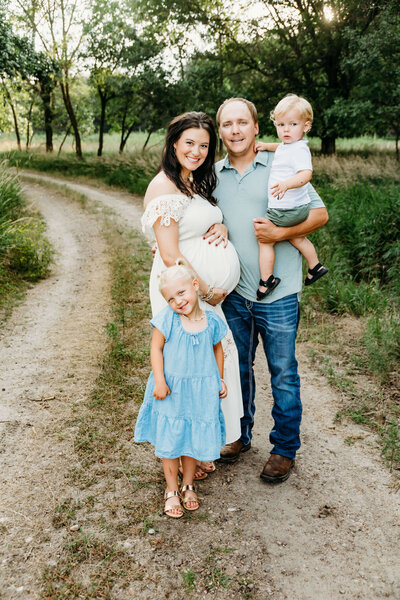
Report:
181,484,199,511
164,490,184,519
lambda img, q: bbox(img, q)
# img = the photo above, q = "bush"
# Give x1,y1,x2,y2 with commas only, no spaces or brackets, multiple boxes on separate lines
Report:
0,164,53,286
2,219,53,281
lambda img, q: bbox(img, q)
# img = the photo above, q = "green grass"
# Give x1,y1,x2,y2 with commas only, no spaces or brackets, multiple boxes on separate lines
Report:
303,180,400,316
4,150,160,195
0,131,165,155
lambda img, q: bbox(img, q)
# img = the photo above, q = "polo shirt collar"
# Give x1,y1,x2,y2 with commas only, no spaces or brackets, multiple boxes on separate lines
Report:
217,150,269,172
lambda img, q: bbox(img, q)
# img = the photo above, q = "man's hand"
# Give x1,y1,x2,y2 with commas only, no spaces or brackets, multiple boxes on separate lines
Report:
253,217,282,244
203,223,228,248
254,208,329,244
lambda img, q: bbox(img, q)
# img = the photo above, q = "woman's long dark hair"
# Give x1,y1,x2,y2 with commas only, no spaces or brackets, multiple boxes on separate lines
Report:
160,112,217,205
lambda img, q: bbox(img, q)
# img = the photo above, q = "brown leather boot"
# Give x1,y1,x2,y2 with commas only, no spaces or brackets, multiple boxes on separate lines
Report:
218,439,251,464
260,454,294,483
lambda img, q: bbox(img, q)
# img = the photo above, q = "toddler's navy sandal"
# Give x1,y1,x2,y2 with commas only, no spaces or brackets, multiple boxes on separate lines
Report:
256,275,281,300
305,263,328,286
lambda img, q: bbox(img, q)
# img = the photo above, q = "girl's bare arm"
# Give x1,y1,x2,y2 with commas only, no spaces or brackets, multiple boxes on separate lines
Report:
213,341,227,398
151,328,170,400
153,218,227,306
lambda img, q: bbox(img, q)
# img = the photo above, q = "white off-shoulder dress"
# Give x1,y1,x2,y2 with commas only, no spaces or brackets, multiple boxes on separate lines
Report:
142,193,243,444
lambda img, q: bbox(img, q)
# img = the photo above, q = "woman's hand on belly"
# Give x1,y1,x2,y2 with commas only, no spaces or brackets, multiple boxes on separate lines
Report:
207,287,228,306
203,223,228,248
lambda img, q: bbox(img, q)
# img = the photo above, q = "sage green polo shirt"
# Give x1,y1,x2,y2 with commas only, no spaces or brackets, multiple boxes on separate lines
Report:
214,151,325,303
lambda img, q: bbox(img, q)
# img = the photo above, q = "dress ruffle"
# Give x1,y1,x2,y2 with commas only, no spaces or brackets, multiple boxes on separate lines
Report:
141,194,191,238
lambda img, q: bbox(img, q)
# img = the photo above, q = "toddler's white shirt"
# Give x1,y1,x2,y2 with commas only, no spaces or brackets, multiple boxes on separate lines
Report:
268,139,313,210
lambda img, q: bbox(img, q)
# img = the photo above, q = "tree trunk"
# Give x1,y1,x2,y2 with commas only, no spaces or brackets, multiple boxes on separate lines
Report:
60,80,82,158
3,84,22,152
97,88,107,157
321,135,336,155
119,106,128,154
58,125,71,156
142,128,154,153
25,100,34,151
396,130,399,162
41,88,54,153
120,122,136,154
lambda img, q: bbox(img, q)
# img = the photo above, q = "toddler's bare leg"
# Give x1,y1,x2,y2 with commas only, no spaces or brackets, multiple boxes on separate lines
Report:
291,236,328,285
259,242,276,293
290,236,319,270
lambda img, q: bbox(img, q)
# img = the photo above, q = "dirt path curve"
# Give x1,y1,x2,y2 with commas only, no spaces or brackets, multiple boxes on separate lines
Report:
1,172,399,599
0,179,117,598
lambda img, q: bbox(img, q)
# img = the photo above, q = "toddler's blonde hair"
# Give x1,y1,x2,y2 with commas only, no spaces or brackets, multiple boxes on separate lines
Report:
158,258,197,292
270,94,313,123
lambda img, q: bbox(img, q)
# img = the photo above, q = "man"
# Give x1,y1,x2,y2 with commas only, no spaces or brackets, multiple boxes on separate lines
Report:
211,98,328,483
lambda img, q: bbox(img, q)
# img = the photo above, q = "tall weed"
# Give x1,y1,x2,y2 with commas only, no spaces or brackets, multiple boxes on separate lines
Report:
305,181,400,315
0,163,53,288
0,163,23,224
361,312,400,381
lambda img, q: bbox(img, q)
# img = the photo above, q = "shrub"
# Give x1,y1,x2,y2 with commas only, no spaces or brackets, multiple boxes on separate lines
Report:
0,164,53,285
2,219,53,281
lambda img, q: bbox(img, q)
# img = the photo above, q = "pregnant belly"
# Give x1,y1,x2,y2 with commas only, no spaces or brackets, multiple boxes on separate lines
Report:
180,236,240,294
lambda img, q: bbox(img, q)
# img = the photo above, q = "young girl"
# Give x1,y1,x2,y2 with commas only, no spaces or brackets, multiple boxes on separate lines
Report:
134,259,228,518
255,94,328,299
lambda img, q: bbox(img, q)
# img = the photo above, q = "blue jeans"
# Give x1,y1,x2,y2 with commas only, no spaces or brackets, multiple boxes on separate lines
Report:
222,291,301,459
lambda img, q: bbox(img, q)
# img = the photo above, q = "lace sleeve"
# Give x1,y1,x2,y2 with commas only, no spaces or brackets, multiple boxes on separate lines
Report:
141,194,191,239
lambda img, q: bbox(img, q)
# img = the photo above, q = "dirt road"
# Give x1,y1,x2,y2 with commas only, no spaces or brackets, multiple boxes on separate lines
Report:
1,173,399,599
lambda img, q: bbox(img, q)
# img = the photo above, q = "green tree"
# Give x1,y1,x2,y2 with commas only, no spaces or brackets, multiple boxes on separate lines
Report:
346,6,400,159
85,0,132,156
13,0,89,157
86,0,164,155
26,52,59,152
138,0,397,154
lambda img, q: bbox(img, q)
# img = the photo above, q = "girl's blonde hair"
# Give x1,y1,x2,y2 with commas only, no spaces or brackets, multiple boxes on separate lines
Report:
270,94,313,123
158,258,197,291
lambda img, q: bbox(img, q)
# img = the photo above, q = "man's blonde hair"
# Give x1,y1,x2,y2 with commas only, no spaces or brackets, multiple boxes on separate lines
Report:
216,97,258,126
158,258,197,292
270,94,313,123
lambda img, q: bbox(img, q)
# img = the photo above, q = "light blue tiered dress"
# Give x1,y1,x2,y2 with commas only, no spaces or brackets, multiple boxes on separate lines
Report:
134,306,227,461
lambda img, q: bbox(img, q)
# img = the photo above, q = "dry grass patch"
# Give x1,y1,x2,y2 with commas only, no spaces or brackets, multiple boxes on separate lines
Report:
313,154,400,186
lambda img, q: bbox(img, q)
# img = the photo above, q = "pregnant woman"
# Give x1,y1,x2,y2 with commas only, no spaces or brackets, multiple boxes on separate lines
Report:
141,112,243,474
